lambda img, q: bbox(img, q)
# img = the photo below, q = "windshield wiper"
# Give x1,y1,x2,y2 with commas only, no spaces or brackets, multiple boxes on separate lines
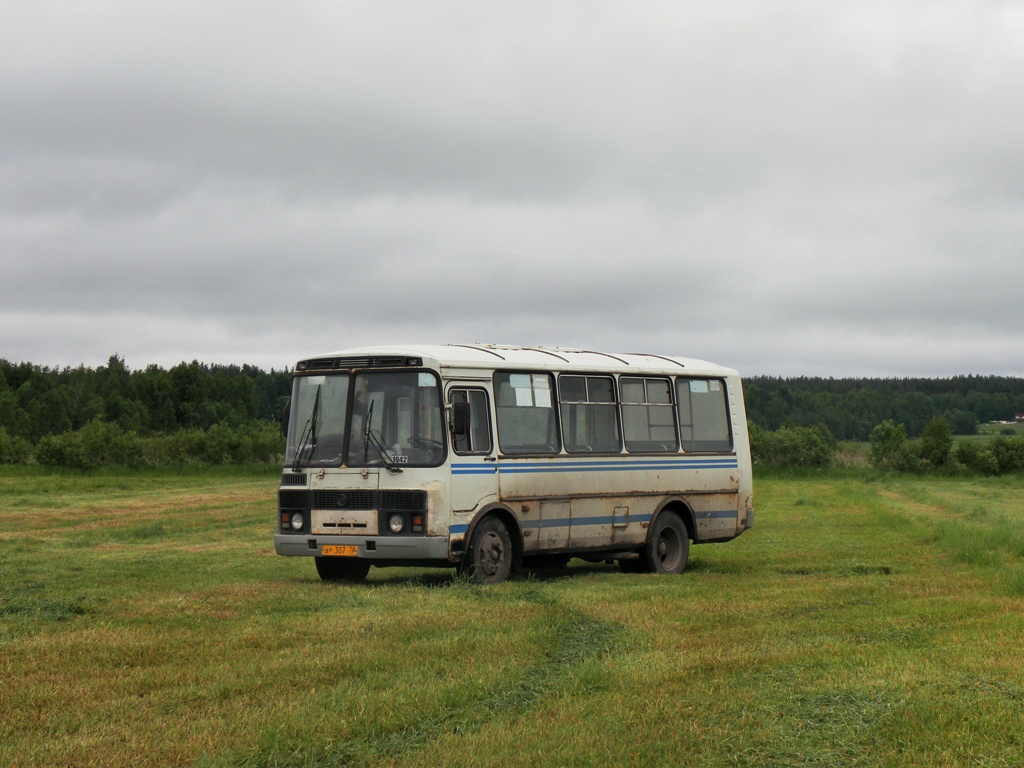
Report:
291,385,321,470
363,400,402,474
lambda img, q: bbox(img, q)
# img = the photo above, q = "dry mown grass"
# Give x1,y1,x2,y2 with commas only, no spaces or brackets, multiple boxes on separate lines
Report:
1,467,1022,767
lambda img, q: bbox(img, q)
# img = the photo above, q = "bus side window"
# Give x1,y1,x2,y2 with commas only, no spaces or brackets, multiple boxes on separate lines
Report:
494,372,559,455
676,378,733,452
450,388,492,454
621,377,678,452
558,375,621,453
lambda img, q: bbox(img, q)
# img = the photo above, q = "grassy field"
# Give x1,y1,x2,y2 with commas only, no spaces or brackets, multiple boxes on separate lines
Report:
2,466,1023,767
978,422,1024,437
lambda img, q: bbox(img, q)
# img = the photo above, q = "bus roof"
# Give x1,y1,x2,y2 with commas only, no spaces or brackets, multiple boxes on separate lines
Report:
297,344,739,377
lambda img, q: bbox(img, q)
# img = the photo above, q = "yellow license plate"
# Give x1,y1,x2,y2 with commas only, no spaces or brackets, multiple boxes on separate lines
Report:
321,545,359,557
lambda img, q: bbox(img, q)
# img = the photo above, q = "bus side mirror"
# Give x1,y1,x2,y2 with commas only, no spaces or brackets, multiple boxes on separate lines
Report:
280,398,291,438
451,400,470,437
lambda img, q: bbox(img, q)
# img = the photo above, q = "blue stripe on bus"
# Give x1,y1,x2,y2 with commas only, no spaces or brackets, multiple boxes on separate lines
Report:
449,510,736,535
452,458,737,475
530,511,736,528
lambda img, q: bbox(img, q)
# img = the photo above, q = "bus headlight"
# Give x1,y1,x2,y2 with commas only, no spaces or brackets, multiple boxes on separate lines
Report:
290,513,304,531
388,514,405,534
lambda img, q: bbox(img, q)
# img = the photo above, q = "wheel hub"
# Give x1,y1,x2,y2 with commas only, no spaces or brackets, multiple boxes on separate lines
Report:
479,532,504,575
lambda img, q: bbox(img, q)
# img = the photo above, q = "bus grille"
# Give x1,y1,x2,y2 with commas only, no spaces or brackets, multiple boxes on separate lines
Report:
296,355,420,371
279,489,427,513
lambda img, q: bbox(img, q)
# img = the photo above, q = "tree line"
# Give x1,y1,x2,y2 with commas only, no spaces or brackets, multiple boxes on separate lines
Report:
1,355,291,440
749,419,1024,475
744,375,1024,440
1,356,1023,469
0,355,292,465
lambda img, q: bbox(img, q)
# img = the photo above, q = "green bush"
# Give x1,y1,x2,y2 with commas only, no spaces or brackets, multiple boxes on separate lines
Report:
870,419,961,473
975,449,1003,475
920,418,953,467
955,440,980,469
749,423,834,468
869,420,907,469
138,423,283,465
36,419,143,469
0,426,33,464
992,436,1024,473
31,419,284,468
248,421,286,463
35,432,85,468
955,436,1024,474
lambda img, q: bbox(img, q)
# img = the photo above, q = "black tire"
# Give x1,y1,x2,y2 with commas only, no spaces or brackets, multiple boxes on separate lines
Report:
644,511,689,574
315,556,371,582
464,516,516,584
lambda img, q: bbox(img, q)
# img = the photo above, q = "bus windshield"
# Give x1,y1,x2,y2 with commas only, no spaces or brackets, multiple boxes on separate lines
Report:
285,371,445,469
285,374,349,468
348,371,445,468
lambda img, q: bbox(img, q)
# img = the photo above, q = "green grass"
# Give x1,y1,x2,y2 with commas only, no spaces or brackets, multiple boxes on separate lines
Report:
978,422,1024,437
1,466,1023,766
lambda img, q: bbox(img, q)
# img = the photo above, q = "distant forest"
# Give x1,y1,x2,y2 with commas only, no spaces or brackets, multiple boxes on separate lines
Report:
744,375,1024,440
0,355,292,442
2,356,1023,447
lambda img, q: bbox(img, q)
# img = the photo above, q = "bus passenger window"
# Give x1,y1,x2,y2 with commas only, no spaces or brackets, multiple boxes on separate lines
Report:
494,372,559,455
621,377,678,452
450,388,492,454
559,375,621,453
676,378,732,452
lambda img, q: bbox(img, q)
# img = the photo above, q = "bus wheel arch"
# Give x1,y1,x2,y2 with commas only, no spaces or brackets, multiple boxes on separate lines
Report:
656,498,696,541
459,507,523,584
643,501,693,575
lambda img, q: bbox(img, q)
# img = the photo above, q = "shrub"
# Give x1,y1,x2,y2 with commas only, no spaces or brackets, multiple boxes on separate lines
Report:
37,419,143,469
81,419,144,468
129,422,283,465
955,436,1024,474
976,448,1002,475
920,418,953,468
247,421,285,463
749,423,834,468
0,427,33,464
955,440,980,469
992,436,1024,473
869,420,907,469
36,431,86,468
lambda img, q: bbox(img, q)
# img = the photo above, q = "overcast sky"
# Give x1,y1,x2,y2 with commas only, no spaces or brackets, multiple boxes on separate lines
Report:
2,1,1023,378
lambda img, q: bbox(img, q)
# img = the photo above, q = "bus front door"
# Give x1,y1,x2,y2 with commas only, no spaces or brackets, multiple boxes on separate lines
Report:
448,387,498,516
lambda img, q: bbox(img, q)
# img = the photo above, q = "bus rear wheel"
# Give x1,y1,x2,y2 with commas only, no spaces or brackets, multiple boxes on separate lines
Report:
315,556,370,582
644,511,689,574
463,517,516,584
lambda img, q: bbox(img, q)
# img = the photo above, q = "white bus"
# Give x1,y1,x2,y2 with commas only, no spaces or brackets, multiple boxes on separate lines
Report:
275,344,753,583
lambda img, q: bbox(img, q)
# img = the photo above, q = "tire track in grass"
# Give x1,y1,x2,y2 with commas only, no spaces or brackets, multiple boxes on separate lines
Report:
228,602,621,768
879,487,1024,593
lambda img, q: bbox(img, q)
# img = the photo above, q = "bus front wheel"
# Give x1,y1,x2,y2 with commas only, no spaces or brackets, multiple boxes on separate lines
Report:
315,556,370,582
463,517,516,584
644,512,689,574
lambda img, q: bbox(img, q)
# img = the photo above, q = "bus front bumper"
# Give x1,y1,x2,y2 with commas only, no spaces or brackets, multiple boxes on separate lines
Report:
274,534,453,562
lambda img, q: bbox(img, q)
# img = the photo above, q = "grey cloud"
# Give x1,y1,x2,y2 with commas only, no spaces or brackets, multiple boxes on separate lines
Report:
2,1,1022,376
2,76,604,211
